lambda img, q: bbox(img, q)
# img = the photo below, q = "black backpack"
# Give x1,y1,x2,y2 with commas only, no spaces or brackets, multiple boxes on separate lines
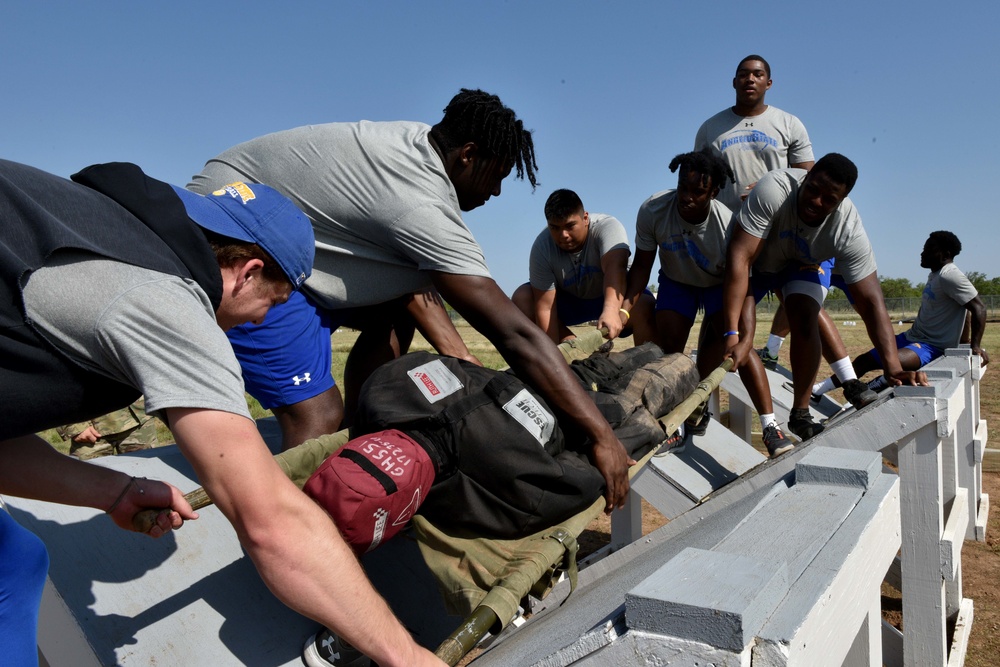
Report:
352,346,698,538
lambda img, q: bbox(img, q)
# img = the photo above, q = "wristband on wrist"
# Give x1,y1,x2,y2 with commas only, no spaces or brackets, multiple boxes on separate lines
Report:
106,476,145,514
619,308,630,322
723,330,740,338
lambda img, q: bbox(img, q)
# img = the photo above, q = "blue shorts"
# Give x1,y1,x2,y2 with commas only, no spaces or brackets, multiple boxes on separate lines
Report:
869,332,942,369
656,273,723,319
0,510,49,666
752,259,852,306
554,291,605,326
226,290,343,409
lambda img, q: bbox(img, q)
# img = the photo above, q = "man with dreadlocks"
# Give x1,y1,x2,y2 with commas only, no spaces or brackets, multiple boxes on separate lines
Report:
189,88,633,503
621,149,791,456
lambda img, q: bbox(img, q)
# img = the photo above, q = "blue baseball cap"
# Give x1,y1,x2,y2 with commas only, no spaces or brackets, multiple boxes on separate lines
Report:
171,182,314,289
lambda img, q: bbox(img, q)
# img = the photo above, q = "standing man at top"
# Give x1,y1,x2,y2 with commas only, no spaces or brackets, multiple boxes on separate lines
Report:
512,189,633,344
695,54,814,211
696,54,817,368
721,154,926,440
189,89,634,512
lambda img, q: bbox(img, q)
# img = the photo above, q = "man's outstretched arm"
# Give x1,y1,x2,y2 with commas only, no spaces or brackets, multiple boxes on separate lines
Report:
848,273,927,387
432,272,634,512
721,227,763,368
964,295,989,366
166,408,445,667
598,248,630,340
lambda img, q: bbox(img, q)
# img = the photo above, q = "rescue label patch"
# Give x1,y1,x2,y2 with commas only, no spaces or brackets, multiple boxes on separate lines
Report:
408,359,464,404
502,389,556,446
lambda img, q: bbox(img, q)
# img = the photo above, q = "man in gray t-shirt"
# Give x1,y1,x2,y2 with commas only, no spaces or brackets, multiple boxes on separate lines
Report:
722,153,926,440
512,189,631,343
851,231,988,378
1,164,451,667
190,90,635,517
694,54,814,212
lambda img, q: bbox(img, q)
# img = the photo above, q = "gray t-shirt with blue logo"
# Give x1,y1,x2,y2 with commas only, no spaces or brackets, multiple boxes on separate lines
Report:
906,263,978,351
695,105,813,211
635,190,733,288
528,213,630,299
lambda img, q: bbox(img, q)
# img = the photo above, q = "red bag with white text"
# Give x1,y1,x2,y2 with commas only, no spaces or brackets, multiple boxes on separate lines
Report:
303,429,435,555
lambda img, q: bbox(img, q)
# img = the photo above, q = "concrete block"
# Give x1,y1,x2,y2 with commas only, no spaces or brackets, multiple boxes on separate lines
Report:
626,547,788,651
795,447,882,490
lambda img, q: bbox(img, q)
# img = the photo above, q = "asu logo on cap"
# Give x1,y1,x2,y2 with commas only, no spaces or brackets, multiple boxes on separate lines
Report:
212,182,257,204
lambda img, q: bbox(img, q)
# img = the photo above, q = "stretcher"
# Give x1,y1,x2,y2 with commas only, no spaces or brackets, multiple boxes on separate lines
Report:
140,328,732,665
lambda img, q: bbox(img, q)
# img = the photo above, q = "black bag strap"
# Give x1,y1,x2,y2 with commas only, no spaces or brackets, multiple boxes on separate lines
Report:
338,448,398,495
437,372,519,425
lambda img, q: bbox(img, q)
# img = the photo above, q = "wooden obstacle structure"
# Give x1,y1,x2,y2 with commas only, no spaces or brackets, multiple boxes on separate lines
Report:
483,346,986,666
2,348,988,666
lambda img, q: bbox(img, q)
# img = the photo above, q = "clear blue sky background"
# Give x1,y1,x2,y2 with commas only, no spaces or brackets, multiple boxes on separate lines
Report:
4,1,997,295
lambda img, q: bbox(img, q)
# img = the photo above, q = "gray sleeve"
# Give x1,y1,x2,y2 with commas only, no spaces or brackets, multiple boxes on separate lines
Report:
786,115,814,165
93,282,253,420
737,174,784,239
635,200,659,252
389,204,491,278
590,215,631,256
528,231,557,291
941,267,979,305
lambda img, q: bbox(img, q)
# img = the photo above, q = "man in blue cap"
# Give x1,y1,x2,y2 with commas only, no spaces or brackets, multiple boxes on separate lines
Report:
0,159,445,667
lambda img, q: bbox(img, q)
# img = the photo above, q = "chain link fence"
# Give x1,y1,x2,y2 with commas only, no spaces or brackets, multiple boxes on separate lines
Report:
755,294,1000,321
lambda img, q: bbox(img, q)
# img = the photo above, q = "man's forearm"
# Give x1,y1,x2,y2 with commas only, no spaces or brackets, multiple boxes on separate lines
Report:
407,288,477,362
169,409,442,667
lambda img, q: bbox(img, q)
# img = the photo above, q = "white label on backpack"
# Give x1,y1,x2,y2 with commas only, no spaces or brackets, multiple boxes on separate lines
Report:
408,359,464,404
503,389,555,446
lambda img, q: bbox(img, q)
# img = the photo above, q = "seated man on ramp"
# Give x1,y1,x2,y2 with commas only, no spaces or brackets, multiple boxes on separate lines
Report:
813,230,988,397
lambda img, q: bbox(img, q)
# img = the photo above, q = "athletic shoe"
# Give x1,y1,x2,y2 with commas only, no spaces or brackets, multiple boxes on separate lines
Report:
684,408,712,437
782,380,825,405
841,379,878,410
303,630,373,667
757,347,779,370
762,424,794,458
787,408,824,441
867,375,891,393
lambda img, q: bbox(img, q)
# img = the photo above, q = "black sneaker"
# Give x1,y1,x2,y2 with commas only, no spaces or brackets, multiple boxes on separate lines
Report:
303,629,373,667
762,424,794,457
841,379,878,410
782,380,825,405
787,408,824,440
867,375,890,393
684,408,712,437
757,347,779,370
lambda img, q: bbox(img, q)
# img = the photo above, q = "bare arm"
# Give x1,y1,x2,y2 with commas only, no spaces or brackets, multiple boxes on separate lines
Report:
964,295,989,366
406,287,481,365
0,434,194,537
432,272,634,512
789,160,815,171
721,227,764,368
848,273,927,386
598,248,630,340
165,408,444,667
532,286,563,343
623,248,656,312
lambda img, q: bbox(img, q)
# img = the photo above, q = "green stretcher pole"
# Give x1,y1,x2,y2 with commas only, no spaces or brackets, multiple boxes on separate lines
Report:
432,357,734,665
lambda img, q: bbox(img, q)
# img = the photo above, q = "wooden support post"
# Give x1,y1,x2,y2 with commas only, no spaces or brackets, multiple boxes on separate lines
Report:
897,421,948,666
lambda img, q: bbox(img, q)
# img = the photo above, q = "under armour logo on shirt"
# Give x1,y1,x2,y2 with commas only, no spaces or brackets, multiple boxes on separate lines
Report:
292,373,311,385
744,122,754,127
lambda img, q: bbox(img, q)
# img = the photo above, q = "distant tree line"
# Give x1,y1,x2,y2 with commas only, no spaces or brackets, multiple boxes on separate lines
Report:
826,272,1000,300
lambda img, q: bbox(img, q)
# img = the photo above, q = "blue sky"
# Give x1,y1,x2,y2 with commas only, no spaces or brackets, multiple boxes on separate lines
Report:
4,1,997,294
